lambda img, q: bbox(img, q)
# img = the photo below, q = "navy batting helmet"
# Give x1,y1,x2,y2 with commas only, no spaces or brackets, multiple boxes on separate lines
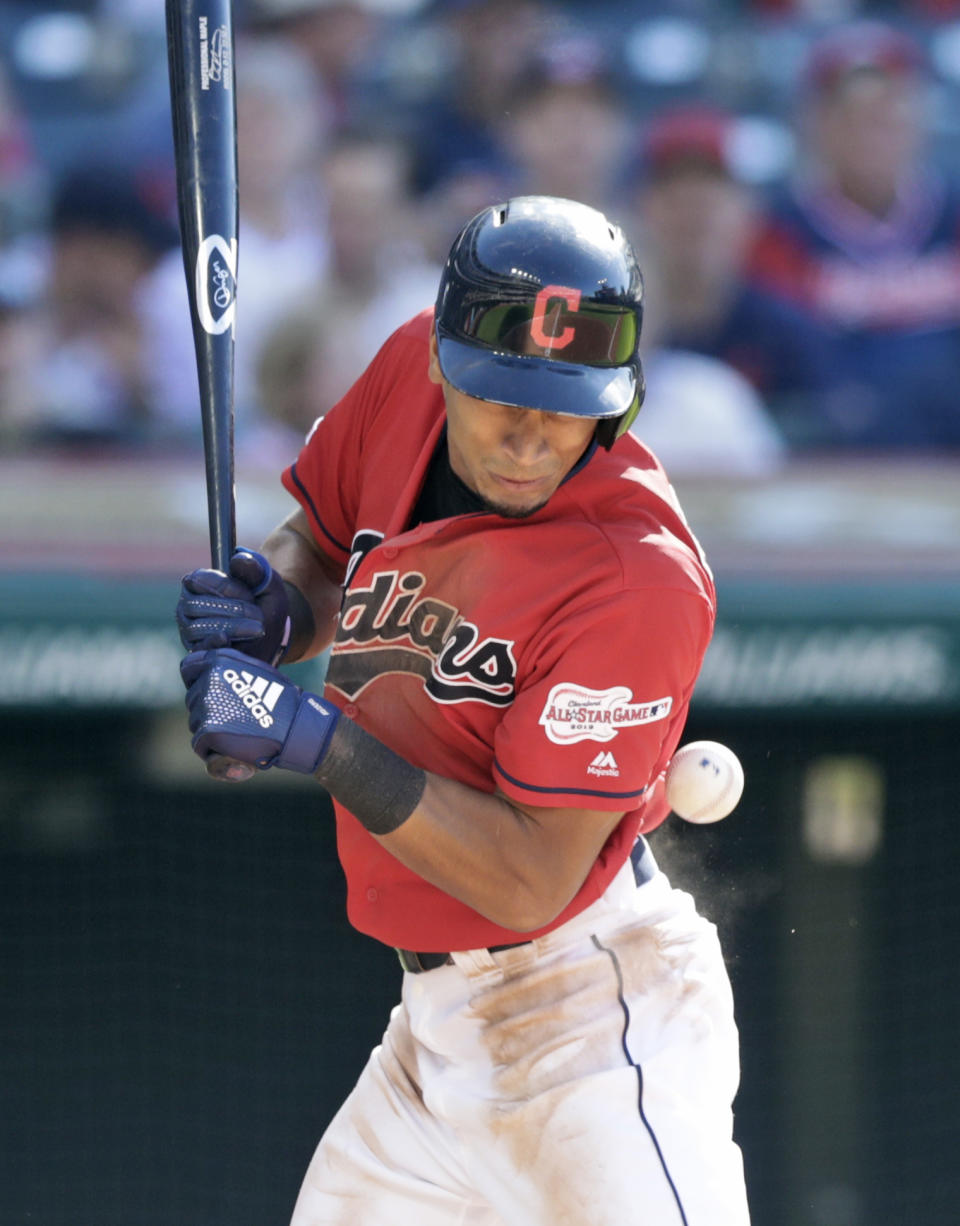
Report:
434,195,645,449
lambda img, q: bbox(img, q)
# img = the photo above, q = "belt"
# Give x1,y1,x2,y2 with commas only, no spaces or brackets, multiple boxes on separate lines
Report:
396,835,657,975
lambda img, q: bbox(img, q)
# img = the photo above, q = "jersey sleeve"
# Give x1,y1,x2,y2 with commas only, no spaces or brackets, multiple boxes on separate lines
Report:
281,325,405,565
493,586,713,811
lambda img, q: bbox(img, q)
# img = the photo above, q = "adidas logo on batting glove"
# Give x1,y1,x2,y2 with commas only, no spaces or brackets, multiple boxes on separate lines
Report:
181,647,340,774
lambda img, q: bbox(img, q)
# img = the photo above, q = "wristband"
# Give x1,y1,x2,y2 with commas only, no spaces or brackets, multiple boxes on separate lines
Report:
316,717,425,837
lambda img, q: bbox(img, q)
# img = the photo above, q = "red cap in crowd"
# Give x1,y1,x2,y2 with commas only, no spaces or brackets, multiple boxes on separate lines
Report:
801,21,925,95
642,106,738,178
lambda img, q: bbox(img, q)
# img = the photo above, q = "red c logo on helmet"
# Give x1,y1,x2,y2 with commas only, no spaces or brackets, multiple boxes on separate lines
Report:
530,284,582,351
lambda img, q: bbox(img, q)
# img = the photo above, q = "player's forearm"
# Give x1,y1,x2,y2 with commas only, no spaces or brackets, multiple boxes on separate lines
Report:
316,717,592,932
261,515,342,661
388,775,576,933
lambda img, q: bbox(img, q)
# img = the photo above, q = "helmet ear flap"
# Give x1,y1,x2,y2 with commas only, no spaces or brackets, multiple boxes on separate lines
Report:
596,360,645,450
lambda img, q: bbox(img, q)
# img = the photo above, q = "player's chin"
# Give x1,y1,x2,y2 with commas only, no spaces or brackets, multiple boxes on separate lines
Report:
481,493,552,520
481,476,558,519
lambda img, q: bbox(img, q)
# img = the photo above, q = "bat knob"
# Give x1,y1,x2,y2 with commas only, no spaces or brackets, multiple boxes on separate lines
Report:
206,753,256,783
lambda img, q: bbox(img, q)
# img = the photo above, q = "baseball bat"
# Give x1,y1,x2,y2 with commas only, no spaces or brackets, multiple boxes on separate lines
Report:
166,0,238,572
167,0,254,783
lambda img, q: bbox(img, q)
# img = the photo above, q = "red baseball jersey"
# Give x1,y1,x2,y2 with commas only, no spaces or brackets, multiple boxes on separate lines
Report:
282,309,716,950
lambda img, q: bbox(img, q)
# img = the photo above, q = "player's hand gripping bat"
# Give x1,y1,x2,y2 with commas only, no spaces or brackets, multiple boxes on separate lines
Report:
167,0,254,782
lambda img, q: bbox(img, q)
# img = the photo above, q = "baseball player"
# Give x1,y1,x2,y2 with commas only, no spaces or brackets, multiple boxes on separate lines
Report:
177,196,751,1225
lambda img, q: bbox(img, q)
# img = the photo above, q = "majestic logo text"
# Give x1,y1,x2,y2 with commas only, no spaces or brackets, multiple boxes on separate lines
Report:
588,750,620,777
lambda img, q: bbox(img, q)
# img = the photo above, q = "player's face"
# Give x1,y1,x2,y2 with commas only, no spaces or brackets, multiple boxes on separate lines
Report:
428,337,597,518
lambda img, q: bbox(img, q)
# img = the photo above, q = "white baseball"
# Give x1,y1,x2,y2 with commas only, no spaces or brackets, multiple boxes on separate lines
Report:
665,741,744,824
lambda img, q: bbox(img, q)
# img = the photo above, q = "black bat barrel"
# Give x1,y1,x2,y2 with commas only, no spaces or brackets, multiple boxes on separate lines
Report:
166,0,239,572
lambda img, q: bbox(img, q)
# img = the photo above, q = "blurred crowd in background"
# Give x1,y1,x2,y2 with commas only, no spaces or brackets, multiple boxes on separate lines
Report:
3,0,960,477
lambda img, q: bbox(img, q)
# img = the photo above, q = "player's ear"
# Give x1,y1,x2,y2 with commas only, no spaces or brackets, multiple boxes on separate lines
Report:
427,328,443,385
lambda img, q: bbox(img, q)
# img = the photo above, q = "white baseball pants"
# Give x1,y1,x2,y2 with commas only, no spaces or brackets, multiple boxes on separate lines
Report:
290,852,751,1226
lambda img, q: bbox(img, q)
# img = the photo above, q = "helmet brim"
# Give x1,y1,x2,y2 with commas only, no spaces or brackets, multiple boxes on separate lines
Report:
436,332,639,420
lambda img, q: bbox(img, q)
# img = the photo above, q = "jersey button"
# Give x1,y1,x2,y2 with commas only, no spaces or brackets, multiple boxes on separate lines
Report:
344,704,358,718
366,888,379,902
382,546,398,559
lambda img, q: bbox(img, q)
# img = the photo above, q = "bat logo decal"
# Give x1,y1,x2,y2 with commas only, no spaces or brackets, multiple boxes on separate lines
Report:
198,16,231,92
208,26,226,83
195,233,237,335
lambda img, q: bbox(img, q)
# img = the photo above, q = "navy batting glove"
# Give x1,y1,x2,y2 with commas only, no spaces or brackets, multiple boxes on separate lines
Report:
176,548,291,664
181,647,340,774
